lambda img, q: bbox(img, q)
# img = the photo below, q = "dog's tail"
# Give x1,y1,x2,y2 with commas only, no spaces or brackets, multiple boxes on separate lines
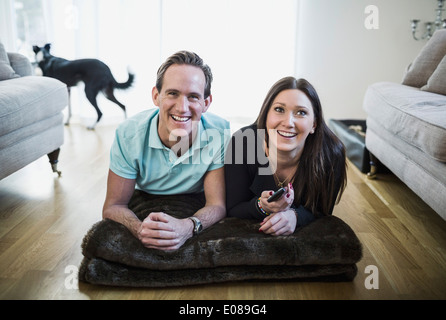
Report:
114,70,135,90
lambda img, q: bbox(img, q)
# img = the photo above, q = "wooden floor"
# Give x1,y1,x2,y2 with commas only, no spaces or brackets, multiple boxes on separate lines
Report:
1,123,445,300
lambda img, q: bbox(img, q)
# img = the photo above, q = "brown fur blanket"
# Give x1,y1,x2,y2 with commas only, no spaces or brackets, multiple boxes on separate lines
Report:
79,191,362,287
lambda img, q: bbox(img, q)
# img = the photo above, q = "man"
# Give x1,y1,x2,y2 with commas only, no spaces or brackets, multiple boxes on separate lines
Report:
103,51,230,251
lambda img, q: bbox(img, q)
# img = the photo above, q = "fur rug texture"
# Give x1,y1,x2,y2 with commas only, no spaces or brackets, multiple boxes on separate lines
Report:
79,190,362,287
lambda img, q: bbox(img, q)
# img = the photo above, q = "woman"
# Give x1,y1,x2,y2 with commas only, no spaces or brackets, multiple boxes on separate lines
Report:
224,77,347,236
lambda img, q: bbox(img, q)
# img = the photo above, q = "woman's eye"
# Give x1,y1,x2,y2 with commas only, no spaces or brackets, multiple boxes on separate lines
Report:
274,106,284,113
296,110,307,116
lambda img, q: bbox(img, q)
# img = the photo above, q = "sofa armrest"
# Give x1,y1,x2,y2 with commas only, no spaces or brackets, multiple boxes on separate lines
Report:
7,52,32,76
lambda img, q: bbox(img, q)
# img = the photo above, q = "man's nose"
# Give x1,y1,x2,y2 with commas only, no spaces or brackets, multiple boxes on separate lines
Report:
176,95,189,112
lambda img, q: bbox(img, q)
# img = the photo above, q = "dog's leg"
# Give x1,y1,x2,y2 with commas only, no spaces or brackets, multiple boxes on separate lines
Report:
105,85,127,119
65,87,72,126
85,86,102,130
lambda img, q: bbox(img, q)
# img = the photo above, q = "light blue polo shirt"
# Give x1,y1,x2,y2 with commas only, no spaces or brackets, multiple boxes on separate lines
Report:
109,108,230,194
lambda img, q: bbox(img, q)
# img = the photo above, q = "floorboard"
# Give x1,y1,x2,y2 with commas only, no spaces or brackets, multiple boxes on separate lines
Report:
1,123,445,300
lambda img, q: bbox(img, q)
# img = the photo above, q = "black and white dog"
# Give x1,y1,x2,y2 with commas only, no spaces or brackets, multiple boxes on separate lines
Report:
33,44,134,129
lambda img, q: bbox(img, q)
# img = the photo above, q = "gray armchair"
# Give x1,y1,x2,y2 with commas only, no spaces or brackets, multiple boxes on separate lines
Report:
0,43,68,180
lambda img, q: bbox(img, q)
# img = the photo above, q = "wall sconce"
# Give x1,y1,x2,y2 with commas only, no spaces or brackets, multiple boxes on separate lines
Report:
411,0,446,40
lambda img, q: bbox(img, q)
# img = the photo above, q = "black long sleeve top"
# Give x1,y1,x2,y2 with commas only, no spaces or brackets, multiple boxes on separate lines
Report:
224,124,317,228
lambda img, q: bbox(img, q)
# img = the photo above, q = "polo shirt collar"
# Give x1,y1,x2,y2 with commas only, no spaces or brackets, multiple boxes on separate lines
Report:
148,113,164,149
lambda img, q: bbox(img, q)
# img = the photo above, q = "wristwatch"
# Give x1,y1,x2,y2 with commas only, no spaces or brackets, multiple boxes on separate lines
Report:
188,216,203,236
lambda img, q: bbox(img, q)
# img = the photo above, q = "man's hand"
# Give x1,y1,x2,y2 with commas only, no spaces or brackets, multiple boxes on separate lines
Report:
137,212,194,251
103,168,226,251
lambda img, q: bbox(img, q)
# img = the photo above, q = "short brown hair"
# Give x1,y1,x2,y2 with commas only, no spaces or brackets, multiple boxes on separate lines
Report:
156,51,213,98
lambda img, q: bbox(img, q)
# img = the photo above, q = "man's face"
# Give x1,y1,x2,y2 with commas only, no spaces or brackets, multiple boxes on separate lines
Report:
152,64,211,149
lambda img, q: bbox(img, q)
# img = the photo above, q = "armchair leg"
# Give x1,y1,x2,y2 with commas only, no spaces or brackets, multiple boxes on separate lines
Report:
65,87,72,126
48,148,62,177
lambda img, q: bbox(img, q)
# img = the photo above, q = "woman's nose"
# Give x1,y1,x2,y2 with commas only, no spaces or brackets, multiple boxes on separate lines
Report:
285,112,294,127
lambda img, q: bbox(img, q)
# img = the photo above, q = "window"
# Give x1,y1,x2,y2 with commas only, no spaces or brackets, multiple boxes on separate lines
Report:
7,0,299,128
13,0,49,60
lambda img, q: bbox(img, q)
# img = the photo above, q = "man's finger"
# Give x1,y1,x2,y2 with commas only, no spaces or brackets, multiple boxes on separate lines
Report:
142,237,180,249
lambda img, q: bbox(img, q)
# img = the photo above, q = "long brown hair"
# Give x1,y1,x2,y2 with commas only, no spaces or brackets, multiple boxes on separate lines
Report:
255,77,347,216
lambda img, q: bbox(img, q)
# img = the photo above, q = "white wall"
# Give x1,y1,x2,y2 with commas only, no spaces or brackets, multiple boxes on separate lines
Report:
296,0,433,121
0,0,16,50
160,0,299,130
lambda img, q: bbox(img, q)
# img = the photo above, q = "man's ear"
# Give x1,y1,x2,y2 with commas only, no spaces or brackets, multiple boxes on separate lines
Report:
202,94,212,113
152,86,160,106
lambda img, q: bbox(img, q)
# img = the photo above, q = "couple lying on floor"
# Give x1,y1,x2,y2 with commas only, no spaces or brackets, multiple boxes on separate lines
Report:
102,50,347,251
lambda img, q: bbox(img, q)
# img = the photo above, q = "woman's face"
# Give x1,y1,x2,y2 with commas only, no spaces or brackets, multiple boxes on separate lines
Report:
266,89,316,155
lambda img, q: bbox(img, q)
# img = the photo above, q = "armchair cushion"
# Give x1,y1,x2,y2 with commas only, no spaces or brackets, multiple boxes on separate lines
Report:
0,42,19,81
8,52,33,77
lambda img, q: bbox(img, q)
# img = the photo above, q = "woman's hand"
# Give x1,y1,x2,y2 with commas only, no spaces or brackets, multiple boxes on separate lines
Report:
258,182,297,236
259,208,297,236
260,182,294,214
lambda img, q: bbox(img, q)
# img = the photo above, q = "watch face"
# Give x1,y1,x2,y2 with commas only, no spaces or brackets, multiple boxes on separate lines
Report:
190,217,202,235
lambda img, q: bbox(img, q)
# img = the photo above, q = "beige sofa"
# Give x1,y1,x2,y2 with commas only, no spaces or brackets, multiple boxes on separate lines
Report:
363,30,446,220
0,42,68,180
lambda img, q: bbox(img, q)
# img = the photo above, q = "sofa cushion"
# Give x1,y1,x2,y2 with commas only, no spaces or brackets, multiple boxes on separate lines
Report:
0,42,19,81
402,30,446,88
363,82,446,162
422,54,446,95
0,76,68,136
366,122,446,219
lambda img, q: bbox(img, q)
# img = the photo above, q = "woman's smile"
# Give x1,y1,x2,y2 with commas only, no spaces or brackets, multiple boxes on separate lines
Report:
277,130,297,138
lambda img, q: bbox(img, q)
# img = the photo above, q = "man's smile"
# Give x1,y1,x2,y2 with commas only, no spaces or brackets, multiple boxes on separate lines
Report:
171,115,191,122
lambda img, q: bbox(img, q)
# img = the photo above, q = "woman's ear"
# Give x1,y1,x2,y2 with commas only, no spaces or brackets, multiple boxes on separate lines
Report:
311,122,316,134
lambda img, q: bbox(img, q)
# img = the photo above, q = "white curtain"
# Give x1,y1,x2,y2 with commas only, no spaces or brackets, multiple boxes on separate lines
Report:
14,0,299,129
